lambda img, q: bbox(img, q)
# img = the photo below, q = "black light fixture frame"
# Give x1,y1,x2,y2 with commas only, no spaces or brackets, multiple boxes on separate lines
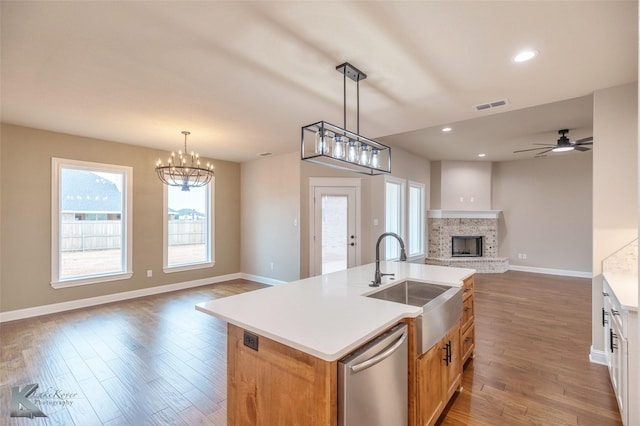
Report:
301,62,391,175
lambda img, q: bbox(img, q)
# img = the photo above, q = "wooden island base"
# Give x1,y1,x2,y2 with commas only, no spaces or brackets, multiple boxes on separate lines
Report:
227,324,337,425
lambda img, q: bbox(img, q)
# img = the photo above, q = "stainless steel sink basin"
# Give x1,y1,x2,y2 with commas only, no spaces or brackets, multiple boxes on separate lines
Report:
366,280,462,353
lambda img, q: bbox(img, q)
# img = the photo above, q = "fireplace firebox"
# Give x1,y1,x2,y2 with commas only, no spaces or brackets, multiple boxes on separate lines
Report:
452,236,483,257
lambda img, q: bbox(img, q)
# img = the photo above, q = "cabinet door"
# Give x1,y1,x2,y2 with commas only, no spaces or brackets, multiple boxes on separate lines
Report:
461,296,474,332
442,323,461,400
610,317,628,422
416,343,443,426
461,324,475,364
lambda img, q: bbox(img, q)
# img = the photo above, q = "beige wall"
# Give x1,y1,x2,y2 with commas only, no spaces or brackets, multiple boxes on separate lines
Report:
434,161,492,210
492,153,593,272
591,82,638,353
0,124,241,312
240,152,300,282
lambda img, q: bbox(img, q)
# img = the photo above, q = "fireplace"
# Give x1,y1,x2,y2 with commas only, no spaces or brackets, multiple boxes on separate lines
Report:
452,236,483,257
425,210,508,273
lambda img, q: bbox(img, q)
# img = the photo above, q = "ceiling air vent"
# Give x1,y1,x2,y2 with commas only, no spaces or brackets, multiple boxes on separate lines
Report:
474,98,510,111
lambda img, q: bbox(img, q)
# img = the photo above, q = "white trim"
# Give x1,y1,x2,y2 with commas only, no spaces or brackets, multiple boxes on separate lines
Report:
589,346,608,365
51,158,133,287
0,273,243,323
427,210,501,219
163,179,215,270
308,177,362,277
509,264,593,278
408,181,426,258
52,272,134,289
384,175,406,260
240,273,287,286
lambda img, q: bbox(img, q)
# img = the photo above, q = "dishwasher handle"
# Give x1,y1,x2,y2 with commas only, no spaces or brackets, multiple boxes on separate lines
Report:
350,329,408,374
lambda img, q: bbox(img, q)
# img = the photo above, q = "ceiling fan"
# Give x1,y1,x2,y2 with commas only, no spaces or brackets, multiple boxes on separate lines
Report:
513,129,593,158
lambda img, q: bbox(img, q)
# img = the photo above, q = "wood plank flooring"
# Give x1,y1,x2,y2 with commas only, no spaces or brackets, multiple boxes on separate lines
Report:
440,271,621,426
0,272,622,425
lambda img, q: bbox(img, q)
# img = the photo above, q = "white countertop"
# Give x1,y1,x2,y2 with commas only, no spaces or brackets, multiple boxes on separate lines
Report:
604,271,638,312
196,262,475,361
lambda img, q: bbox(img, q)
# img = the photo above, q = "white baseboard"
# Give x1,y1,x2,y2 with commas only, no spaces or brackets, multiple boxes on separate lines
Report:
0,272,244,323
240,273,287,286
509,265,592,279
589,346,608,366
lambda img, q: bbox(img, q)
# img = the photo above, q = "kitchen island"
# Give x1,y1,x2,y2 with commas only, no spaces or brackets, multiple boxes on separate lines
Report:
197,262,475,425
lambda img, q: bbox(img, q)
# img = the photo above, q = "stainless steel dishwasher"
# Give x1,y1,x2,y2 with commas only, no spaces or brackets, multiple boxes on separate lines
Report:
338,322,408,426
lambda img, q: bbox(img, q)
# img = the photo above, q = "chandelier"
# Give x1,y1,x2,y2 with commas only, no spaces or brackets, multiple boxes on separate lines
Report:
155,131,214,191
301,62,391,175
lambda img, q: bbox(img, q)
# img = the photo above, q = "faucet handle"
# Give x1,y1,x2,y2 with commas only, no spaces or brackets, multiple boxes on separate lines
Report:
381,273,395,277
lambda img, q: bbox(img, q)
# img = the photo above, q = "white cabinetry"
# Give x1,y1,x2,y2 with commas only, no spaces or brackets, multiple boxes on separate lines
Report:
602,238,638,426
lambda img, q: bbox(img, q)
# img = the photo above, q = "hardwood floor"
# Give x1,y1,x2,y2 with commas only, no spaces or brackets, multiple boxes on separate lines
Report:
440,272,621,426
0,272,621,425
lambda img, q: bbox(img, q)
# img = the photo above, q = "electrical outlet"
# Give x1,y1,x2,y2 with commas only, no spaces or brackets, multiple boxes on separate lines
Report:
270,262,275,270
147,270,152,277
522,253,527,260
243,331,259,351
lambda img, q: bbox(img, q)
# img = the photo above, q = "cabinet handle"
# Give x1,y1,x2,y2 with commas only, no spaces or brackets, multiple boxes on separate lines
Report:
465,337,473,343
603,292,609,296
442,342,451,366
610,329,616,353
602,308,609,327
463,288,471,293
464,307,471,312
611,309,620,316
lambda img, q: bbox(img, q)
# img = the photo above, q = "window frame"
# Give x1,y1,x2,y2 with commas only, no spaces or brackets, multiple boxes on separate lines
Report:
408,181,426,260
384,176,406,261
162,179,215,273
51,158,133,288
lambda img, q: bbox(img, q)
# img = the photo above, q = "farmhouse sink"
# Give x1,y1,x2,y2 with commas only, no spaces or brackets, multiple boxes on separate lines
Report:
366,280,462,353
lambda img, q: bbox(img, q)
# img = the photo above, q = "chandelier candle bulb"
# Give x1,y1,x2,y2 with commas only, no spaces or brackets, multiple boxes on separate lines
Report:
155,130,215,192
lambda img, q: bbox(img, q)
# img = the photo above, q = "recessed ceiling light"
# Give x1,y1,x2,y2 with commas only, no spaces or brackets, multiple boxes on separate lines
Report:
513,49,538,63
441,127,452,132
478,153,486,157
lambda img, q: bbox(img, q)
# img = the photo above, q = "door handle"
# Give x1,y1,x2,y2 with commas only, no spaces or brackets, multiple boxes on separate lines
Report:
350,329,408,373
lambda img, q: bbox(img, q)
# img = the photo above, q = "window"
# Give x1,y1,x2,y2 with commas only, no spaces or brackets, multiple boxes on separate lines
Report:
408,182,425,258
384,176,405,260
163,181,214,272
51,158,133,288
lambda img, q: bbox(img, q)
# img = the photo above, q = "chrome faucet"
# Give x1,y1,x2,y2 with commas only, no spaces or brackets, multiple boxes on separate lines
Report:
371,232,407,287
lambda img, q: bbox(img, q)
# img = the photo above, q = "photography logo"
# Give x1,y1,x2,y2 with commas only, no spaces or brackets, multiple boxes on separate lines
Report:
10,384,47,418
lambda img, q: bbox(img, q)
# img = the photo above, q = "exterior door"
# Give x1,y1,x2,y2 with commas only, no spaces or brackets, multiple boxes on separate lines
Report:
310,180,360,276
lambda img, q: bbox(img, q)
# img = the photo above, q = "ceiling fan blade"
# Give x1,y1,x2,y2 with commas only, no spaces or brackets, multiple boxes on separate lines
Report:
574,136,593,144
513,147,549,153
532,143,557,146
574,146,591,152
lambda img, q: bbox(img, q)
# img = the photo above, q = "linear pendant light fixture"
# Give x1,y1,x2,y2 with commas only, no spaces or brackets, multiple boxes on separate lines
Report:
301,62,391,175
155,131,214,191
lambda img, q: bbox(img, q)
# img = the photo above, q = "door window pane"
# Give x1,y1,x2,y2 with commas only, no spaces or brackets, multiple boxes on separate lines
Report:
321,195,348,274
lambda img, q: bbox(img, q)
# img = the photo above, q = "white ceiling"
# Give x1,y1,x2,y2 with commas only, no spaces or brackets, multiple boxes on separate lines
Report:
1,1,637,163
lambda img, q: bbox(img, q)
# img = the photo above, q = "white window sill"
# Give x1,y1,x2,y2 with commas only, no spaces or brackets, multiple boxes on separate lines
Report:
51,272,133,289
163,261,215,274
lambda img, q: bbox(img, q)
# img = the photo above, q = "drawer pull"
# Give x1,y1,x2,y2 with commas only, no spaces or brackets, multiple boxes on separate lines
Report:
611,309,620,316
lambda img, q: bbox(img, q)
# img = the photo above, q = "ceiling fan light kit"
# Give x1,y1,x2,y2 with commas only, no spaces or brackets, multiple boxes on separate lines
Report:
513,128,593,158
301,62,391,175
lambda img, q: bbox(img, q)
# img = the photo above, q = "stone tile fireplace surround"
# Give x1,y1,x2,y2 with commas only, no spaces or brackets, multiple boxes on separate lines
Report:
425,210,509,273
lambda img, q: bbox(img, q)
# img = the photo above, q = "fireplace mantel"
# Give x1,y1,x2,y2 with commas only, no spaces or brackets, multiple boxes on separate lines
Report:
427,210,501,219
